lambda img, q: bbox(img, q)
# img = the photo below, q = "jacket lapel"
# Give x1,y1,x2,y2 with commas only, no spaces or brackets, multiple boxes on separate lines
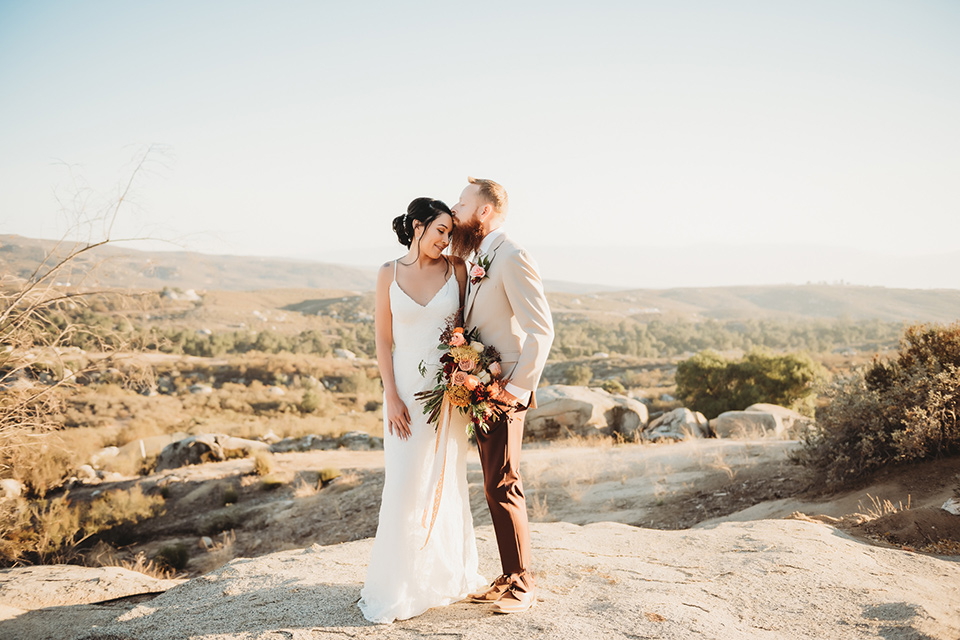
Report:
465,234,507,318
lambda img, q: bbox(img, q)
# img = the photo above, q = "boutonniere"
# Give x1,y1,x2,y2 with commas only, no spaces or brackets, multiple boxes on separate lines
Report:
470,254,492,285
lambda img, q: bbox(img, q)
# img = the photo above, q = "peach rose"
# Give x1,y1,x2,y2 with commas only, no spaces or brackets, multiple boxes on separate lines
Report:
452,370,468,386
458,358,475,371
470,264,486,280
489,362,502,377
464,374,480,391
449,332,466,347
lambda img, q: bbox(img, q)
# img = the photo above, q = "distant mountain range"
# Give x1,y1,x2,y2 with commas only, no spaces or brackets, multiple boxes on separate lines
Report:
3,234,959,323
0,234,376,292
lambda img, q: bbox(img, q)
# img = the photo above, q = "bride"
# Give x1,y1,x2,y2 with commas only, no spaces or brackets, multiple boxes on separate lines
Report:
358,197,485,623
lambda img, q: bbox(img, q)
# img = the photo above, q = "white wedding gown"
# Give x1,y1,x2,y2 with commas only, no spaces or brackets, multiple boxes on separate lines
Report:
358,267,485,624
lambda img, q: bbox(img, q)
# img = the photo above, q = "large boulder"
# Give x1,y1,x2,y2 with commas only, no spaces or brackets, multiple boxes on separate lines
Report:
337,431,384,450
746,403,814,438
270,434,339,453
712,404,815,439
525,385,649,440
642,408,711,441
119,432,190,460
0,564,183,610
155,434,271,472
712,411,782,439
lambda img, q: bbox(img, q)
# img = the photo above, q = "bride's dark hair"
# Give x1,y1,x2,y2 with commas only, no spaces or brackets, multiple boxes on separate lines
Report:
392,197,452,248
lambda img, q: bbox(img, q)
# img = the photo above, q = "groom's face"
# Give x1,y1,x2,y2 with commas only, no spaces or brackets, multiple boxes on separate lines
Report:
451,184,483,226
450,185,486,259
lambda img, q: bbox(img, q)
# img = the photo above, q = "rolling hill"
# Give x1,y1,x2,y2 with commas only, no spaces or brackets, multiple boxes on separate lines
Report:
3,234,959,323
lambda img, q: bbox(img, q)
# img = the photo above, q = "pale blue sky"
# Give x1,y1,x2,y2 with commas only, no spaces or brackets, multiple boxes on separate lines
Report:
2,1,959,287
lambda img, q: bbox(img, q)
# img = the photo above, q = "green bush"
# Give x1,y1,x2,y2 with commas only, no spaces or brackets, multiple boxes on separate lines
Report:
675,350,824,419
300,388,323,413
198,510,242,536
600,379,626,395
795,322,960,486
155,542,189,571
565,364,593,386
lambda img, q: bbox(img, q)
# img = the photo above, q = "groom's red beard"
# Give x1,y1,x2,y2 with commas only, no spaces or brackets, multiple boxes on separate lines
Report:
450,216,485,259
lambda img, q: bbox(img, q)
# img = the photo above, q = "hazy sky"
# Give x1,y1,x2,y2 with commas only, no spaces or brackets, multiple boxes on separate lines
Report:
2,1,958,287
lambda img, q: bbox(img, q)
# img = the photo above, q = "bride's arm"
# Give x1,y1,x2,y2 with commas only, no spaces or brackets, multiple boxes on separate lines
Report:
375,263,411,440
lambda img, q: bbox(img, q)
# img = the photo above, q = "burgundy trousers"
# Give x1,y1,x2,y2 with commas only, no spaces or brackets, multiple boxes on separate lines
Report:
475,407,533,592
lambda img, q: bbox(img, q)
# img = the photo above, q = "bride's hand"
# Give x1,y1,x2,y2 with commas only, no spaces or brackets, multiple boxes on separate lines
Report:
385,392,412,440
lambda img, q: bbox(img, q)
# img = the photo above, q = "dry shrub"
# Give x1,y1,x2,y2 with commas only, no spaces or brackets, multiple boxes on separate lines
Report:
0,485,164,566
84,485,165,535
193,530,236,574
795,322,960,487
86,543,174,579
319,467,341,485
118,551,175,579
252,450,275,476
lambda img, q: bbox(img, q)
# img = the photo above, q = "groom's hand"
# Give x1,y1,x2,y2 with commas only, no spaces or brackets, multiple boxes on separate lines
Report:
498,387,520,409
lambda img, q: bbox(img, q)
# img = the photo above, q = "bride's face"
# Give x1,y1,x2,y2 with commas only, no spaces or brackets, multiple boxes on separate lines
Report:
413,213,453,259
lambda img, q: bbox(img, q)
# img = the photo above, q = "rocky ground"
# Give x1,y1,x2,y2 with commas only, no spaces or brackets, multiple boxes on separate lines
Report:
2,438,959,639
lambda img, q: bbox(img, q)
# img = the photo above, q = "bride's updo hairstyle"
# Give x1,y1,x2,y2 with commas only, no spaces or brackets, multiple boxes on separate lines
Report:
392,197,453,248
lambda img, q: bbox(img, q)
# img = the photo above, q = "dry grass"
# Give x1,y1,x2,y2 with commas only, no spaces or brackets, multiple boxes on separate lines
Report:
857,493,911,520
704,452,738,481
292,477,319,498
529,493,553,522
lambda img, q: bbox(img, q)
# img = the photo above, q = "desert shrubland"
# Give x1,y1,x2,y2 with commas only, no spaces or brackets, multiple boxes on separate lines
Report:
794,322,960,486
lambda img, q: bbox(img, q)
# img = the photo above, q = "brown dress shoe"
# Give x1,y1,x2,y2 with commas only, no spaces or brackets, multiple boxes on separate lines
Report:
492,586,537,614
468,574,511,603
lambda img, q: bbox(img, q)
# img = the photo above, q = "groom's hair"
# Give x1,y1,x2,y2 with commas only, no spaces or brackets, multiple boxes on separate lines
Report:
468,176,508,215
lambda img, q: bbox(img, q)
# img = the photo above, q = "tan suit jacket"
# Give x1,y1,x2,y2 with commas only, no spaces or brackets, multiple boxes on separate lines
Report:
464,233,554,409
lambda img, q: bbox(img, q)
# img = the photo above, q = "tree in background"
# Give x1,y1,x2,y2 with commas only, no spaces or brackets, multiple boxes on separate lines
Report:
564,364,593,386
675,350,824,419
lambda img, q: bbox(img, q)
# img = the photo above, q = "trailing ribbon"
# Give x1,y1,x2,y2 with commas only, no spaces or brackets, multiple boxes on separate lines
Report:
420,395,452,549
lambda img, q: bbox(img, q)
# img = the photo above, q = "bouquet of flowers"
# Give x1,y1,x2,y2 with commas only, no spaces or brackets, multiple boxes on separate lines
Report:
416,313,510,436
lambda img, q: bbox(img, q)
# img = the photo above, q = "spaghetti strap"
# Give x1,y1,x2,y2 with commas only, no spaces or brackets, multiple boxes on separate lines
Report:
393,259,398,283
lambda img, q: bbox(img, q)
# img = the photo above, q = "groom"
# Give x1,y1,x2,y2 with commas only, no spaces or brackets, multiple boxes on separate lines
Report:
450,177,554,614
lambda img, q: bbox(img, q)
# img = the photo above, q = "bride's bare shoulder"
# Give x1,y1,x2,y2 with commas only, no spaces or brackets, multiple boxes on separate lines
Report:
377,261,396,284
